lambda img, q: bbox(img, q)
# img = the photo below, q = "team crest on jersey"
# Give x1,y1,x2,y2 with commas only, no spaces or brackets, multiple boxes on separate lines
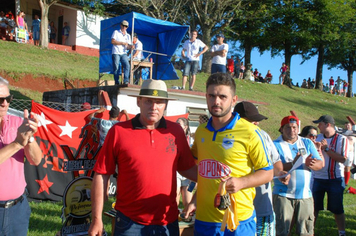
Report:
201,138,205,143
222,134,234,150
199,159,231,179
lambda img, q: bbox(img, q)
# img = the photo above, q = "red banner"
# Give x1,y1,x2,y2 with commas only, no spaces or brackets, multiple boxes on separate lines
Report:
25,101,188,201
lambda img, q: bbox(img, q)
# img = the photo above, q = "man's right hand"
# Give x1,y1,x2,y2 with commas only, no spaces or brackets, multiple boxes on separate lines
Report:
88,219,104,236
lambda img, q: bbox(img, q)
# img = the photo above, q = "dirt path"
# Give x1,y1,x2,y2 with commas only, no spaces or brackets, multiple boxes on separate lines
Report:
0,72,98,93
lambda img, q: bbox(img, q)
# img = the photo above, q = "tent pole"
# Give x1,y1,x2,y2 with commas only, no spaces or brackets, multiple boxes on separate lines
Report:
129,16,135,84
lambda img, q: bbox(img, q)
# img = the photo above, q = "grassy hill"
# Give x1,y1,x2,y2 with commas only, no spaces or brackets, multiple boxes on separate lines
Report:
1,40,355,139
1,40,356,236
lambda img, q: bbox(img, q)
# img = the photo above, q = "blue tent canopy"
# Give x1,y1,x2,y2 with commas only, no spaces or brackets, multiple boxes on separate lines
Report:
99,12,189,81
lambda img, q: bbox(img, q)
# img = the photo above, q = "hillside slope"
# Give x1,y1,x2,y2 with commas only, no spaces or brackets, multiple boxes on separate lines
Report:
1,40,355,139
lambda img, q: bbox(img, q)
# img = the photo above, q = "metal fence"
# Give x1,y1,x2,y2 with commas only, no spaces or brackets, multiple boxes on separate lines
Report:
9,99,101,113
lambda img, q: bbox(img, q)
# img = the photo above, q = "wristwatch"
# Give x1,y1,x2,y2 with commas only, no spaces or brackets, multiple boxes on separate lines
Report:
324,147,330,152
28,136,35,143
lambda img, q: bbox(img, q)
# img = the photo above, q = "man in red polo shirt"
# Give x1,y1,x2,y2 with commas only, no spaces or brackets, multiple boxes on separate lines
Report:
89,79,197,236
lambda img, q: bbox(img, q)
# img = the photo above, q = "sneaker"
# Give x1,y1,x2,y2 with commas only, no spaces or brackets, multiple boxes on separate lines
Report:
189,88,193,91
179,87,184,90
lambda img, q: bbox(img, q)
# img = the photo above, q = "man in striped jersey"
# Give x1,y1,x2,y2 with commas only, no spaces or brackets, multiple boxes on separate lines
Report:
313,115,348,236
273,116,323,236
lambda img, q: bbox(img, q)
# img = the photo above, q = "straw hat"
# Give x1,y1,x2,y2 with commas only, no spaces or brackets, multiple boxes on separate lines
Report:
130,79,176,100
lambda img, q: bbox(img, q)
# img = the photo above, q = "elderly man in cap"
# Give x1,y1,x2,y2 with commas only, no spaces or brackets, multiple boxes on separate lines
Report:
313,115,348,236
234,101,289,236
273,116,323,236
210,34,229,74
111,20,132,85
88,79,197,236
0,76,42,235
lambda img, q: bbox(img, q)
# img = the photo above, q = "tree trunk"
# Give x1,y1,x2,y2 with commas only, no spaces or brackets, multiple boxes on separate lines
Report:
39,0,55,48
201,27,212,73
243,42,252,80
315,44,324,90
347,68,353,98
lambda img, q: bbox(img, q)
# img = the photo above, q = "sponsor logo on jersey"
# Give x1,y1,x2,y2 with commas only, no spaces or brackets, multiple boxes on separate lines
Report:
199,159,231,178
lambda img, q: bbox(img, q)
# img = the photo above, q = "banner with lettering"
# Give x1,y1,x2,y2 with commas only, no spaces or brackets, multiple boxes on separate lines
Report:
24,101,189,201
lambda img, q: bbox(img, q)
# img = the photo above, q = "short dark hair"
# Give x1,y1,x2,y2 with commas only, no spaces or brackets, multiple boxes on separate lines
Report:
300,125,318,138
206,73,236,95
109,106,120,118
191,29,198,34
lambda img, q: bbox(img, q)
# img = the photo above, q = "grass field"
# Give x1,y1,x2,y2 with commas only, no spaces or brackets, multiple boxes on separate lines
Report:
2,40,356,235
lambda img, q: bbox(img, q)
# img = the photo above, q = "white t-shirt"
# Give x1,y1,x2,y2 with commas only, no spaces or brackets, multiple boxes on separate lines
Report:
183,38,206,61
133,39,144,60
211,43,229,65
111,29,131,55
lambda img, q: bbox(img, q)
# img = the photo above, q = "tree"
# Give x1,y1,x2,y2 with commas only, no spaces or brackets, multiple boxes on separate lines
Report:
264,0,314,81
324,1,356,97
226,0,274,78
38,0,105,48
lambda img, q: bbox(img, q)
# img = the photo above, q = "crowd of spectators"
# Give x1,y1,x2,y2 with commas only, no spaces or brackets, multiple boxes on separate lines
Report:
0,10,16,38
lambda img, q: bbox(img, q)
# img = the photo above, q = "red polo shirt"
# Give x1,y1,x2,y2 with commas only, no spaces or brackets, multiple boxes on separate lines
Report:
94,114,196,225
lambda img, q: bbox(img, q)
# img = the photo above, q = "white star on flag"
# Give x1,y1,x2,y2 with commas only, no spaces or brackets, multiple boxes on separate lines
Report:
58,121,78,138
36,112,53,131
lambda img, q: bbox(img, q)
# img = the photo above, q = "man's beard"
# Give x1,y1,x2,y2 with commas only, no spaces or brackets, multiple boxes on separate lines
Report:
209,105,231,118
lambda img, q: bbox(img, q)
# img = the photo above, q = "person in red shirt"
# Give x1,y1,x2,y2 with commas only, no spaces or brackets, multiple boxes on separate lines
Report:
279,63,288,85
227,56,235,76
264,70,273,83
89,80,197,236
329,76,335,94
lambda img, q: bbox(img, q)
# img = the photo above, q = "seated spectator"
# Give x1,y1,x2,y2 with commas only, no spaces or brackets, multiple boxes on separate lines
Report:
295,82,299,87
301,79,307,88
264,70,273,83
253,68,259,80
323,83,330,93
310,79,315,88
256,73,264,83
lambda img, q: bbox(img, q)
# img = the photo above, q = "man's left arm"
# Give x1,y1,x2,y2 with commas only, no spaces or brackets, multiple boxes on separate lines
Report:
24,110,42,166
179,165,197,182
194,45,209,58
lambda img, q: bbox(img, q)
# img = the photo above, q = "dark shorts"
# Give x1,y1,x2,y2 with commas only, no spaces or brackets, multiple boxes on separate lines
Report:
50,33,56,40
183,61,199,76
312,178,345,214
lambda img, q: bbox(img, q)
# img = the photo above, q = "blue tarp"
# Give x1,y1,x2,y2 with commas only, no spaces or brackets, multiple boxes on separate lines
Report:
99,12,189,81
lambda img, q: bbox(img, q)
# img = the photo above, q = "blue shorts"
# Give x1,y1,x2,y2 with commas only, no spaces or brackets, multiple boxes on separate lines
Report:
33,31,40,40
194,211,256,236
312,178,345,214
211,63,227,74
183,61,199,76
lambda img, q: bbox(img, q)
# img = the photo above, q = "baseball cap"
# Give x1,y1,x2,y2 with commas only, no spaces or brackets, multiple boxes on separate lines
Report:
312,115,335,125
216,34,224,38
121,20,129,27
233,101,267,122
280,116,299,130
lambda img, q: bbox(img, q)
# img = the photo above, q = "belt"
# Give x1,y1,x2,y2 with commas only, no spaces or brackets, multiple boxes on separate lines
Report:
0,195,24,209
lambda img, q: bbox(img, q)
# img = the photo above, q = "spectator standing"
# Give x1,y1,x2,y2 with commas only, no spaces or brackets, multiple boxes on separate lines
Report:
111,20,132,85
329,76,335,94
49,21,56,43
88,79,197,236
210,34,228,74
16,11,24,29
181,30,208,91
176,117,194,209
234,57,241,78
234,101,289,236
227,56,235,76
0,76,42,235
279,63,288,85
313,115,348,236
343,122,354,186
343,81,348,97
62,22,70,45
132,33,145,85
185,73,273,235
335,76,343,95
273,116,323,236
238,61,245,79
32,15,40,46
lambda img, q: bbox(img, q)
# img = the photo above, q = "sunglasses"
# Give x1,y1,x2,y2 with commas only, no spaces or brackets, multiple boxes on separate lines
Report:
0,95,13,104
308,133,317,138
